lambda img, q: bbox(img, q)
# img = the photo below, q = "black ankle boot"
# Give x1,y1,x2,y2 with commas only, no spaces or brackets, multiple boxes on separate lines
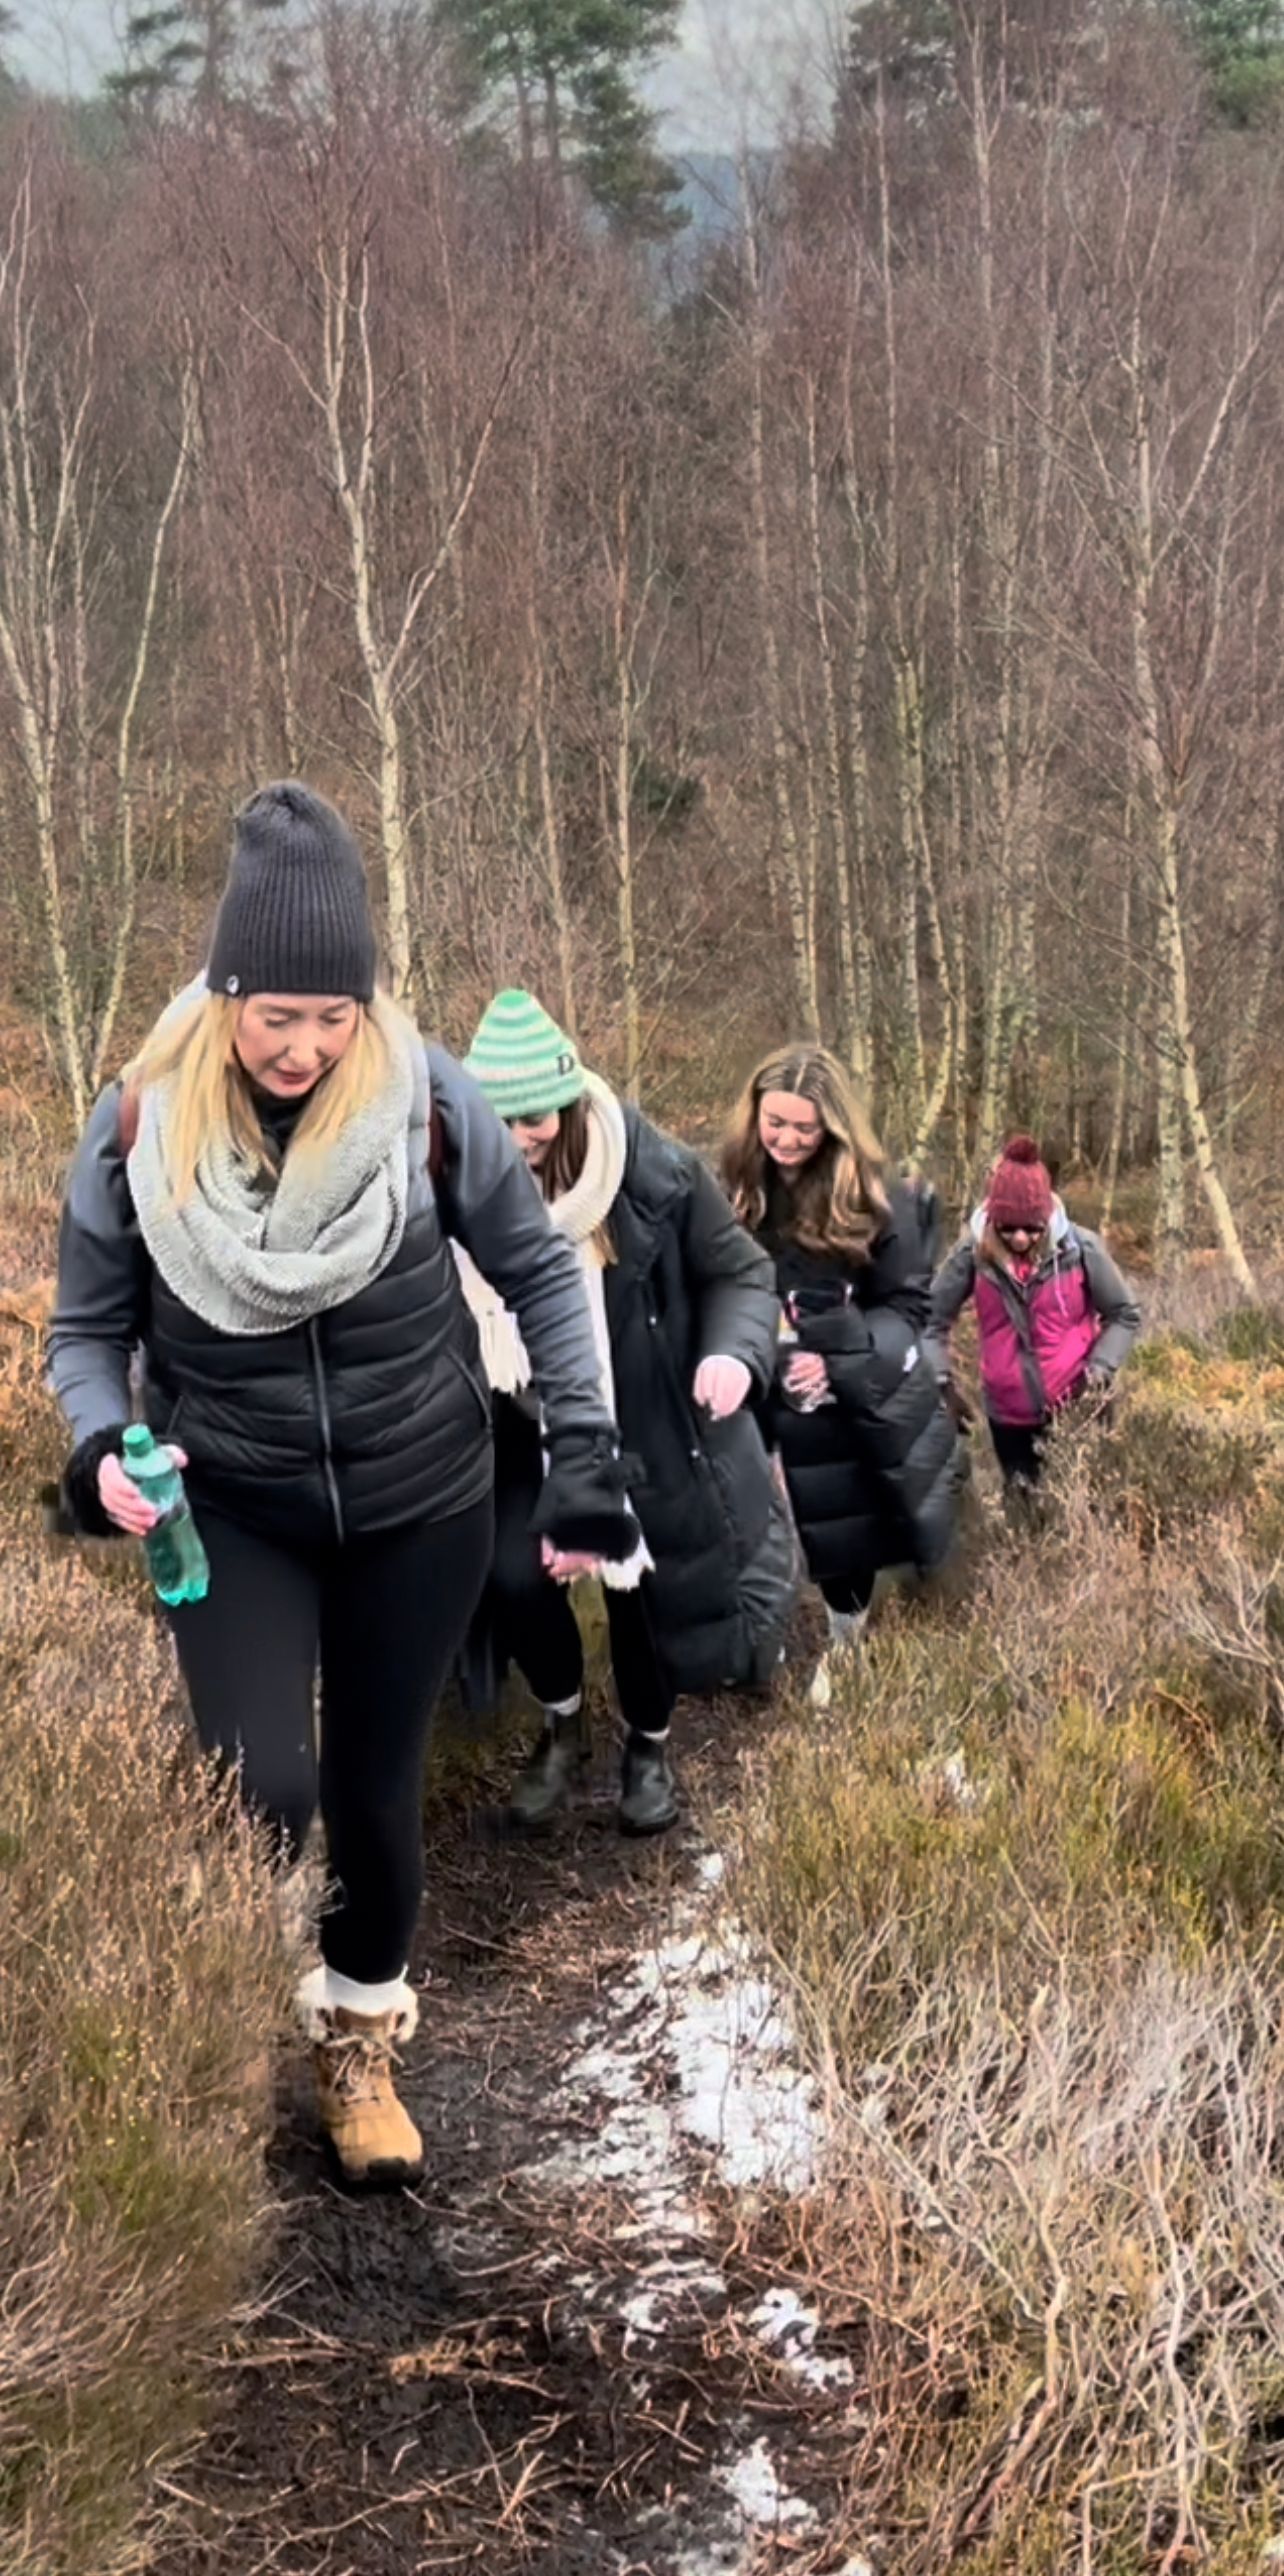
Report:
506,1707,589,1829
619,1733,679,1837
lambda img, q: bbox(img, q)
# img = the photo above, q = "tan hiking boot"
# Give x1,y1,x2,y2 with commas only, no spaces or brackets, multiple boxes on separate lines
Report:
311,2007,424,2190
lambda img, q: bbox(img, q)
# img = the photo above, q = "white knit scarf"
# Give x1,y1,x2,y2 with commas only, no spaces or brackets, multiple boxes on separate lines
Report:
128,982,424,1337
455,1071,652,1587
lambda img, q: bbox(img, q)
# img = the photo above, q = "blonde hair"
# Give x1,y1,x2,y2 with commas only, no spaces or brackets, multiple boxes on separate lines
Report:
721,1045,890,1261
124,988,404,1204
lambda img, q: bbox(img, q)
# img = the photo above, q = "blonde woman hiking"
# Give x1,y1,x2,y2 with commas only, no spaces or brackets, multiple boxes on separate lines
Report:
723,1045,960,1708
47,785,633,2191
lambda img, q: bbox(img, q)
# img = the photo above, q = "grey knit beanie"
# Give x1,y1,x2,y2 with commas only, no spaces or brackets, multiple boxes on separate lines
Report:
207,783,378,1002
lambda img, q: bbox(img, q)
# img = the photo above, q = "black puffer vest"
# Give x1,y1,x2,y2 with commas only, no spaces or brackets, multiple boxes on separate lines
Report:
141,1106,491,1547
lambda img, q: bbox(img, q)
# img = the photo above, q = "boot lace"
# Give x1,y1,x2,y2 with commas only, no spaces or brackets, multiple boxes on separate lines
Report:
321,2026,396,2105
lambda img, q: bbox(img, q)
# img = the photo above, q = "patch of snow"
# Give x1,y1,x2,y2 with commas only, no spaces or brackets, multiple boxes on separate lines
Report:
620,2288,667,2341
671,2534,746,2576
802,2352,857,2391
748,2283,815,2345
915,1746,983,1810
561,1924,822,2195
530,1849,850,2567
620,2256,727,2347
747,2284,855,2390
718,2436,818,2530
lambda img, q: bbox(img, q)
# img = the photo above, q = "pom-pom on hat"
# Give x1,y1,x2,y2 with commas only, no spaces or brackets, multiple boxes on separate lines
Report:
463,989,586,1122
987,1133,1054,1233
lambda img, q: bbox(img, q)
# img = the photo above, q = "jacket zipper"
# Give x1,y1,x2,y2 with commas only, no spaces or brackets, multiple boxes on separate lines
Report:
990,1262,1050,1421
307,1317,345,1541
644,1296,707,1474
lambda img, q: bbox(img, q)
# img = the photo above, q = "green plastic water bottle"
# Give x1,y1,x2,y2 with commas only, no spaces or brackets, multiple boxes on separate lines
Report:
120,1424,210,1608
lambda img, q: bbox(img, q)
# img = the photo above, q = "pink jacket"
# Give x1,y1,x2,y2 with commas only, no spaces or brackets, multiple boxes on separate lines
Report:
930,1209,1141,1429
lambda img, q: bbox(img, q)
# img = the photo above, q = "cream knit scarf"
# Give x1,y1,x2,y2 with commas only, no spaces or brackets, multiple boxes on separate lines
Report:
128,980,423,1336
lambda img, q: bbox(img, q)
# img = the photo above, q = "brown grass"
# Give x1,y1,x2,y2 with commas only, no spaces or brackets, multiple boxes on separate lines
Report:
0,1518,289,2576
0,1225,288,2576
733,1352,1284,2571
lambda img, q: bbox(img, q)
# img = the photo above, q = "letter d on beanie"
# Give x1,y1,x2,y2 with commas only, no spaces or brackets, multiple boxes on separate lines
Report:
464,989,586,1120
207,782,378,1002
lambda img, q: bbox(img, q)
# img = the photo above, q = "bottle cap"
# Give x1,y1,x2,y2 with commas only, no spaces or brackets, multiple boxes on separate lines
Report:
121,1425,152,1457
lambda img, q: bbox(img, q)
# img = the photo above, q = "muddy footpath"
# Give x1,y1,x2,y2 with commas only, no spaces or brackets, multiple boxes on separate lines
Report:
152,1691,876,2576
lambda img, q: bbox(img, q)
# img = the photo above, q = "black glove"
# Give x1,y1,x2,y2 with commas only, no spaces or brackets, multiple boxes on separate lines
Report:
531,1430,641,1564
57,1424,130,1539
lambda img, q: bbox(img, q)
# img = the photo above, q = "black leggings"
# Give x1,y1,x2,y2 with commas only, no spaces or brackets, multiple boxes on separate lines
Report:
167,1497,492,1985
819,1570,878,1617
487,1397,675,1739
988,1418,1048,1487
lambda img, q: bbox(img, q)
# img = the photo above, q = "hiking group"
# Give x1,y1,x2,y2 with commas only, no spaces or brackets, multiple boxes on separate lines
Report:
47,783,1142,2190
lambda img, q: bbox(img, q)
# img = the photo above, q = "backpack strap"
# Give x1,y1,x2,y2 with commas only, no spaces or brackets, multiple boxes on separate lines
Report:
118,1078,448,1182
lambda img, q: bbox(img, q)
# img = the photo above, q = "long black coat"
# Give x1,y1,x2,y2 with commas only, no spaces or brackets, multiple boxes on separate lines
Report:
758,1182,960,1588
604,1111,790,1693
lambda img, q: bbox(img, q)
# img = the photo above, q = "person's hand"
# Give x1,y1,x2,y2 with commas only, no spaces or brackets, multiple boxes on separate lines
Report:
97,1445,187,1537
693,1356,752,1419
541,1536,601,1585
785,1351,829,1400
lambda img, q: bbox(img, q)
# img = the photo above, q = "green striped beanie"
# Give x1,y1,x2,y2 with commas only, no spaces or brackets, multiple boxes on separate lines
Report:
464,989,586,1121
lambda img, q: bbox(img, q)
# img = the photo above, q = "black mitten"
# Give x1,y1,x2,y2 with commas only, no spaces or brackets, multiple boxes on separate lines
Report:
531,1430,641,1564
59,1425,130,1539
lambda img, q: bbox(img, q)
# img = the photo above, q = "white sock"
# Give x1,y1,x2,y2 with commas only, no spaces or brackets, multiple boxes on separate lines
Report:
631,1726,671,1745
324,1964,414,2018
825,1605,866,1649
544,1691,583,1721
296,1960,420,2041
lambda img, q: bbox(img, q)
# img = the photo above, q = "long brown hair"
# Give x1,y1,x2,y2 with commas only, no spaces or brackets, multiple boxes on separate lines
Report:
722,1045,890,1260
531,1095,616,1264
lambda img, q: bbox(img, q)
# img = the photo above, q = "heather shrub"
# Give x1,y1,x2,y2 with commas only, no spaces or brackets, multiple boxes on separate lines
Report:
734,1355,1284,2569
0,1526,286,2576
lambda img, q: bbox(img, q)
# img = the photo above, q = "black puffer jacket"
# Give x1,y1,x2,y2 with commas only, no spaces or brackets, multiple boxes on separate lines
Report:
604,1110,789,1693
758,1181,961,1586
47,1047,623,1551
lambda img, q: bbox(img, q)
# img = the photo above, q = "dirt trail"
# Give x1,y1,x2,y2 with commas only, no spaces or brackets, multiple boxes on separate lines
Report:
151,1697,874,2576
